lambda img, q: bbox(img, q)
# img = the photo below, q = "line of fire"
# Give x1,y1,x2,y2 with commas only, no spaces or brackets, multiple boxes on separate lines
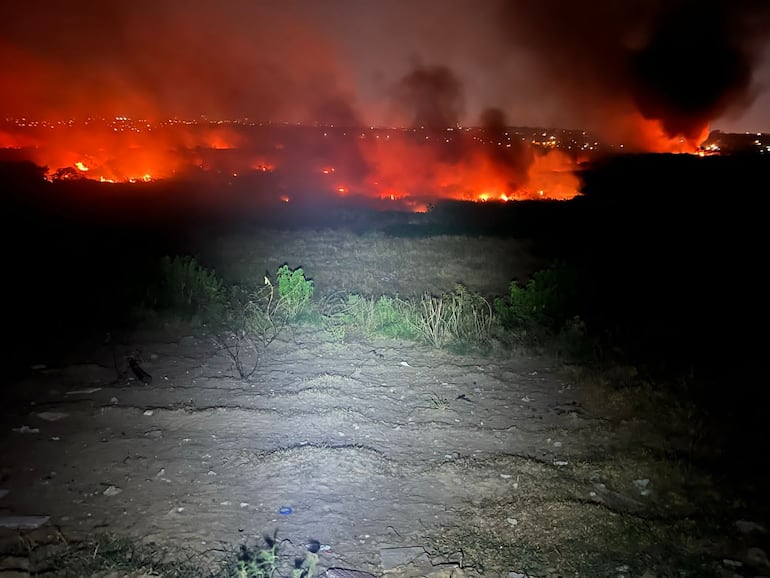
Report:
4,116,764,215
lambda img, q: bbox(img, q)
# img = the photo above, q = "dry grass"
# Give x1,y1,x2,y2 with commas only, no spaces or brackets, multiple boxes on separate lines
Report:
193,228,545,300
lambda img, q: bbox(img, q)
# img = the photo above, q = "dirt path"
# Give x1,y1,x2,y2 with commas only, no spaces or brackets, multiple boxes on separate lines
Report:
1,327,767,577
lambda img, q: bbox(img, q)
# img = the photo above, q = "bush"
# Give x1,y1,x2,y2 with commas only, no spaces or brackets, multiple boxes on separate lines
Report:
275,264,314,321
494,262,580,330
415,285,493,348
151,255,226,322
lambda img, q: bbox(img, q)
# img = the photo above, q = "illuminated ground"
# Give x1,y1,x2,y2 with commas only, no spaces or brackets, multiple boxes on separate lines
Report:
0,316,750,577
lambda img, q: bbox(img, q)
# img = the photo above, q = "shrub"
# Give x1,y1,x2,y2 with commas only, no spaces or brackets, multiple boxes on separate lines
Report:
494,262,580,330
152,255,226,322
415,285,493,348
215,265,314,380
275,264,314,321
372,295,419,339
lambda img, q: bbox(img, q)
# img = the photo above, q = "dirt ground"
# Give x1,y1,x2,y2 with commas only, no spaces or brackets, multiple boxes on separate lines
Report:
2,319,769,577
1,225,769,578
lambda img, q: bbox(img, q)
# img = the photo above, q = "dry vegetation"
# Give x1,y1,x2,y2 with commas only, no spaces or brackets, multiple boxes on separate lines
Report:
192,228,545,300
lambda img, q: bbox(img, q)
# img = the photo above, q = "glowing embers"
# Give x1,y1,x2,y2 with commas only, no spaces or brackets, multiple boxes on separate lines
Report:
251,160,275,172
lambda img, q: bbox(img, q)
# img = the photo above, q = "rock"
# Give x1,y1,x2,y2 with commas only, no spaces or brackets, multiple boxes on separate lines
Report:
735,519,767,534
746,547,770,568
36,412,68,422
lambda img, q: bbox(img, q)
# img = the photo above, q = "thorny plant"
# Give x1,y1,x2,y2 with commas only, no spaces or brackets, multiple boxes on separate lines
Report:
216,266,314,380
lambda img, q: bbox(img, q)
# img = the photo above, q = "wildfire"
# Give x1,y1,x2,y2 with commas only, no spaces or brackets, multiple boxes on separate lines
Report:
356,135,581,205
613,112,711,154
2,119,588,209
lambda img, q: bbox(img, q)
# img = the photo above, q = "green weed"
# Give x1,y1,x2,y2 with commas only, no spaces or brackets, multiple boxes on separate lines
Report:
224,531,319,578
275,264,314,321
151,255,226,323
494,261,580,331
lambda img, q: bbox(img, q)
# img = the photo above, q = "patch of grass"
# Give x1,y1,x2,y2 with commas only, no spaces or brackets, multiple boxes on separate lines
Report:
428,392,450,410
320,292,419,342
143,254,599,369
350,294,419,339
17,531,321,578
414,285,493,349
23,533,209,578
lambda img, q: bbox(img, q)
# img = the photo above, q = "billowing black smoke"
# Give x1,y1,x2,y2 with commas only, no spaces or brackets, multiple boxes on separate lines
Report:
393,65,465,129
499,0,770,146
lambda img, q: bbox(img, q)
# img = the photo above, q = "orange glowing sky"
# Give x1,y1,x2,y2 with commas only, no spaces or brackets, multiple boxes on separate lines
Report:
3,1,770,132
2,0,770,207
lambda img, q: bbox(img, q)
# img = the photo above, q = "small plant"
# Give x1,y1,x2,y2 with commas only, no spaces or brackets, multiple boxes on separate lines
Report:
414,285,493,348
415,292,451,348
215,265,313,380
429,392,450,410
372,295,419,339
275,264,314,321
554,315,599,363
233,536,280,578
152,255,226,322
226,531,319,578
494,262,580,331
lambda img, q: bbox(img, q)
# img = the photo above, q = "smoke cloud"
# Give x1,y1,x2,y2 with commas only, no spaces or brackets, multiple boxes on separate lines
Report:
2,0,770,144
498,0,770,146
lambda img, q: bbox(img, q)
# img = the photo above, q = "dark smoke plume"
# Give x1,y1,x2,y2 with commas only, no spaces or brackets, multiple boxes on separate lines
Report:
393,65,465,129
629,0,767,139
499,0,770,146
481,107,533,189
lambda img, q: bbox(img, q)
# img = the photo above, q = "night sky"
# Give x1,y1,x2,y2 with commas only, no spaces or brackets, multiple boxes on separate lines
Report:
2,0,770,141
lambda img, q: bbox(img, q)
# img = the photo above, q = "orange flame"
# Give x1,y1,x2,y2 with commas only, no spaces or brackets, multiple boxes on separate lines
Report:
3,120,584,210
